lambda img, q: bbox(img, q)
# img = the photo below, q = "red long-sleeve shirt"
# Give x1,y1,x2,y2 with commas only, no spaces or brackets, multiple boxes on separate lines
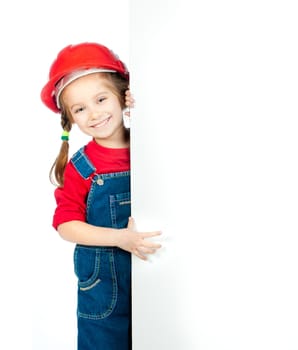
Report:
53,140,130,230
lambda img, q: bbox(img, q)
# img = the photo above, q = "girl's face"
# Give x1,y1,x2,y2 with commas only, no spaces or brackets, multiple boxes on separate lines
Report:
61,73,127,148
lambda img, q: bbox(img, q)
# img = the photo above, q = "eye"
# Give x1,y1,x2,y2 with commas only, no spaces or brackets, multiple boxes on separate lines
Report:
98,96,106,103
73,106,85,114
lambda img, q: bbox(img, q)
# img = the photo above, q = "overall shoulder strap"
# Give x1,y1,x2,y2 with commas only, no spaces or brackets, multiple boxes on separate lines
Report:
70,147,96,179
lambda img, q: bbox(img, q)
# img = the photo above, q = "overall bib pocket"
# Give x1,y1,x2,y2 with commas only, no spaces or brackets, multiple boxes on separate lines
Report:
109,192,131,229
74,246,117,320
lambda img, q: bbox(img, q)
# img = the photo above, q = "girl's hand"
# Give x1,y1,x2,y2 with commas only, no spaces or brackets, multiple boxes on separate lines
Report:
118,217,162,260
124,90,135,117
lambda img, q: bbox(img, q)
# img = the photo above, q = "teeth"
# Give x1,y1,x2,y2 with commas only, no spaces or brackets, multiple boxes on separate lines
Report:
93,116,110,128
97,120,107,127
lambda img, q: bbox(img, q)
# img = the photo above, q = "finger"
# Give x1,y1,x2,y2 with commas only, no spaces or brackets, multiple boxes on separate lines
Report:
127,217,136,230
141,231,162,239
125,100,135,108
143,241,162,249
132,248,147,260
138,246,158,255
124,111,131,117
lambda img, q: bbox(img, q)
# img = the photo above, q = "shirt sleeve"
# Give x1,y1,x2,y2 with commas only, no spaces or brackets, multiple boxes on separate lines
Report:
52,162,91,230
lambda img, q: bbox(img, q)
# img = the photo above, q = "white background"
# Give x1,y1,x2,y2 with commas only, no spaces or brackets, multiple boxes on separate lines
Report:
0,1,129,349
130,1,298,349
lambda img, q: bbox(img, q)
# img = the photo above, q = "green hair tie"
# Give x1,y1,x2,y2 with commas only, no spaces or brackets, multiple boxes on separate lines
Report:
61,130,69,141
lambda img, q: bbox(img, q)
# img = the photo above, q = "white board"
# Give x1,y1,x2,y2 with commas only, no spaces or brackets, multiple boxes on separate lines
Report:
130,1,298,349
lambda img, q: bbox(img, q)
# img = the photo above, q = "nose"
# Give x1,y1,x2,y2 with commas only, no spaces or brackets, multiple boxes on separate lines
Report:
89,108,109,120
89,107,100,120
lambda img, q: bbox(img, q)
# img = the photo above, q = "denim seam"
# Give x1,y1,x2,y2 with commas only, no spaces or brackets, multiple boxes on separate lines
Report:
109,195,117,228
86,180,97,219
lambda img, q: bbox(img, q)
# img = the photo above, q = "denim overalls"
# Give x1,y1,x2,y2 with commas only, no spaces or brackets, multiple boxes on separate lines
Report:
71,147,132,350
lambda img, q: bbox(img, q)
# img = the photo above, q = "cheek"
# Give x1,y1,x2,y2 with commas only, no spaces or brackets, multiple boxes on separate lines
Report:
71,114,84,125
115,106,124,119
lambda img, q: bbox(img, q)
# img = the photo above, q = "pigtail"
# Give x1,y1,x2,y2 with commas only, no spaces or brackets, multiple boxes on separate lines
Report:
49,111,72,187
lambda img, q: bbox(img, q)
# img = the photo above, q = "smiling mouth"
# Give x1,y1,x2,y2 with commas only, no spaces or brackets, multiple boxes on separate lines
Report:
91,116,111,128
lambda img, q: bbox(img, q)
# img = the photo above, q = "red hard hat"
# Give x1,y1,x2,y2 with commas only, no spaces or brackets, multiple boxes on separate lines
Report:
40,42,129,113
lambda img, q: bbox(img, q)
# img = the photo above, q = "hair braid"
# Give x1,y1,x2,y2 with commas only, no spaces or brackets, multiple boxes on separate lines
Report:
49,111,72,187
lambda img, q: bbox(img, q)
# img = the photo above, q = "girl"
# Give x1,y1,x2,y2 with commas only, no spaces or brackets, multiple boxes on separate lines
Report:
40,42,161,350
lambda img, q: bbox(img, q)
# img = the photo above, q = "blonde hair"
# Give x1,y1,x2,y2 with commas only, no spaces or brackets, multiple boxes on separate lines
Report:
49,72,129,187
